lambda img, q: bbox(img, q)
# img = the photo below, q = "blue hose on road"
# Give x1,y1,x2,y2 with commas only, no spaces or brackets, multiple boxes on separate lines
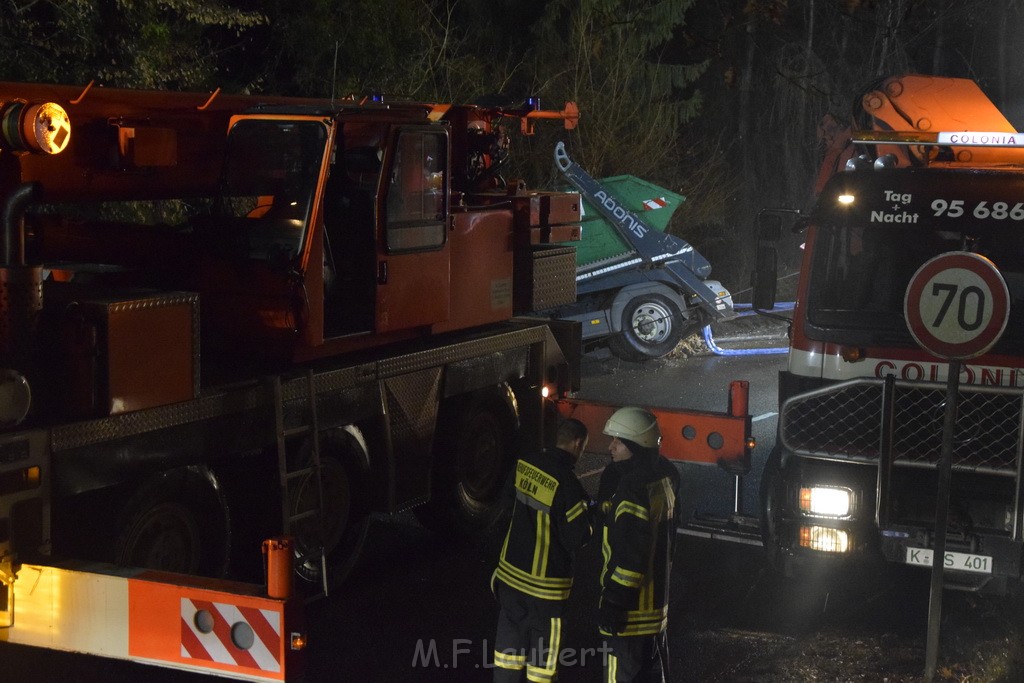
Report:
703,302,794,356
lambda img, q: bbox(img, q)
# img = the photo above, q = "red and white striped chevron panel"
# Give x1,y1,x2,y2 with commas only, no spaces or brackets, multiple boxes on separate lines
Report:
180,597,282,673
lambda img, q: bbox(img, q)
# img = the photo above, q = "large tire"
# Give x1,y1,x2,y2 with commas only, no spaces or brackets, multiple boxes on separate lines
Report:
288,431,371,590
759,445,791,577
415,393,516,540
607,293,687,362
113,468,230,577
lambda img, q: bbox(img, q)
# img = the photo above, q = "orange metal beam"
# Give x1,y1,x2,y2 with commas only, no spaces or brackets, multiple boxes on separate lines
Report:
555,380,753,472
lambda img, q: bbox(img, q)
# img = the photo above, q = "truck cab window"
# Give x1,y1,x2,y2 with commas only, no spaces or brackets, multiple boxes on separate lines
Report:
384,130,447,252
215,119,328,263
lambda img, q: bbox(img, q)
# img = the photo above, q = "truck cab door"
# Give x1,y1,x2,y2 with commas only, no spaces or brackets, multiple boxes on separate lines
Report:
375,127,451,332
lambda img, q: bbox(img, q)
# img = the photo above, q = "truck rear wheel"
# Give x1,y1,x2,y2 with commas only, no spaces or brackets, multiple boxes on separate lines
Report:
113,469,230,577
416,393,516,540
608,293,686,361
289,433,371,590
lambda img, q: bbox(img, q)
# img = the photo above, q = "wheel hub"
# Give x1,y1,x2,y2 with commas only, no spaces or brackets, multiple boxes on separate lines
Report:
632,302,672,343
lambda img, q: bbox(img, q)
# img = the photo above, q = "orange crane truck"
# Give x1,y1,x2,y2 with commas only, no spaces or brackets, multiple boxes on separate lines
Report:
0,82,754,680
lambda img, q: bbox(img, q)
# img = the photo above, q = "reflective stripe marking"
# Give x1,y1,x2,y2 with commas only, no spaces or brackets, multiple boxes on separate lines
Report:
533,509,550,576
497,559,573,588
180,598,281,673
607,653,618,682
494,650,527,669
517,489,552,514
615,500,649,522
611,566,643,588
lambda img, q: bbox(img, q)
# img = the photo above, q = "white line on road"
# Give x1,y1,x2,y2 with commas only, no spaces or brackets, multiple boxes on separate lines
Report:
751,412,777,422
579,467,605,479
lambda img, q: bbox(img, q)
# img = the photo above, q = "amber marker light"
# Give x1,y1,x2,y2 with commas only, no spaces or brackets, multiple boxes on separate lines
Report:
840,346,864,362
291,631,308,650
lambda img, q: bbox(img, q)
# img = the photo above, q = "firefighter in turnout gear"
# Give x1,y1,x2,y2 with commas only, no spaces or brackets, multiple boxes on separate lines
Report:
492,418,592,682
597,407,681,682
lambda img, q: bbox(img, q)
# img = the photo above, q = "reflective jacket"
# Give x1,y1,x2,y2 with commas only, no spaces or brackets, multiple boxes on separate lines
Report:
494,447,592,612
598,453,681,637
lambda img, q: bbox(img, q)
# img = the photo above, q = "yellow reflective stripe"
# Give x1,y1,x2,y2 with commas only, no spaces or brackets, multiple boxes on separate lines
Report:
611,565,643,588
494,650,527,669
532,509,551,577
527,669,554,682
622,606,669,636
638,576,653,611
601,526,611,574
524,617,561,682
615,621,666,636
606,653,618,682
496,561,572,600
566,499,587,522
546,617,561,670
615,500,649,522
498,558,572,588
627,606,668,622
599,606,668,637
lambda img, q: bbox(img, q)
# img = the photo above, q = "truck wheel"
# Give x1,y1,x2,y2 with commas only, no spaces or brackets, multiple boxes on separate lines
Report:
114,469,230,577
416,394,515,539
760,446,791,577
289,435,371,590
608,293,685,361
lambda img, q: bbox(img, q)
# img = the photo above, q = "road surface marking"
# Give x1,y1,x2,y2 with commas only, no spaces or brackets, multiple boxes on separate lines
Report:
752,412,777,422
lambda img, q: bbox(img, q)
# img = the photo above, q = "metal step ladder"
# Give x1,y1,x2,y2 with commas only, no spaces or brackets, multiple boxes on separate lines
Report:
273,370,329,597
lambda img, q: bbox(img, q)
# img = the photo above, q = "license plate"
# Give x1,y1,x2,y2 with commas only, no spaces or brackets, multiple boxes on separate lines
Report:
905,547,992,574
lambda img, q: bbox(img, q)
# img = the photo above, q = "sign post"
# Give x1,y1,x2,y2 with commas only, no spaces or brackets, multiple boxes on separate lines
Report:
904,251,1009,681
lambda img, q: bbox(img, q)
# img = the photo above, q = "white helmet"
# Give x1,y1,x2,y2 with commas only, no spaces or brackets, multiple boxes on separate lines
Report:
603,407,661,448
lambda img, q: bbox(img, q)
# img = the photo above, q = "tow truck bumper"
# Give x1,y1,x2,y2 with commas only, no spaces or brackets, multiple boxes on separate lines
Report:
879,527,1022,593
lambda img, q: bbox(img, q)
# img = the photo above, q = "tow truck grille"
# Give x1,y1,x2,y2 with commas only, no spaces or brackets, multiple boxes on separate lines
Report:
780,378,1024,475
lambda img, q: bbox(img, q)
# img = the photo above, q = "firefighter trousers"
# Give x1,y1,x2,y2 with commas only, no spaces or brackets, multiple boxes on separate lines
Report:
492,588,563,683
603,631,668,683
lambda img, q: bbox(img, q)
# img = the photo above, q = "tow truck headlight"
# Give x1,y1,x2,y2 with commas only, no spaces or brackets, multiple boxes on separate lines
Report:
799,525,850,553
798,486,851,518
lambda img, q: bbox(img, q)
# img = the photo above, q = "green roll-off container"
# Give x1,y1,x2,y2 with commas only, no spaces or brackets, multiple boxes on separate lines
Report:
558,175,685,268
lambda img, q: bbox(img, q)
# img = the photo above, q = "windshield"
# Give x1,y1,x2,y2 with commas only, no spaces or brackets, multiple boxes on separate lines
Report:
806,222,1024,353
213,118,328,262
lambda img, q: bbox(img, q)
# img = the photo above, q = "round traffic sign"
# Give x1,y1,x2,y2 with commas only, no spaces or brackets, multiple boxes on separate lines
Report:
904,251,1009,360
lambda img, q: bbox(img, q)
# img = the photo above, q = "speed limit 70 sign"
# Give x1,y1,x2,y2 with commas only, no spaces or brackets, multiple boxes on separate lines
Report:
904,251,1010,360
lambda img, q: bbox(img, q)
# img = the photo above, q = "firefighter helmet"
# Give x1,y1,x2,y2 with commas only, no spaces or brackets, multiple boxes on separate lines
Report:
602,407,661,448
